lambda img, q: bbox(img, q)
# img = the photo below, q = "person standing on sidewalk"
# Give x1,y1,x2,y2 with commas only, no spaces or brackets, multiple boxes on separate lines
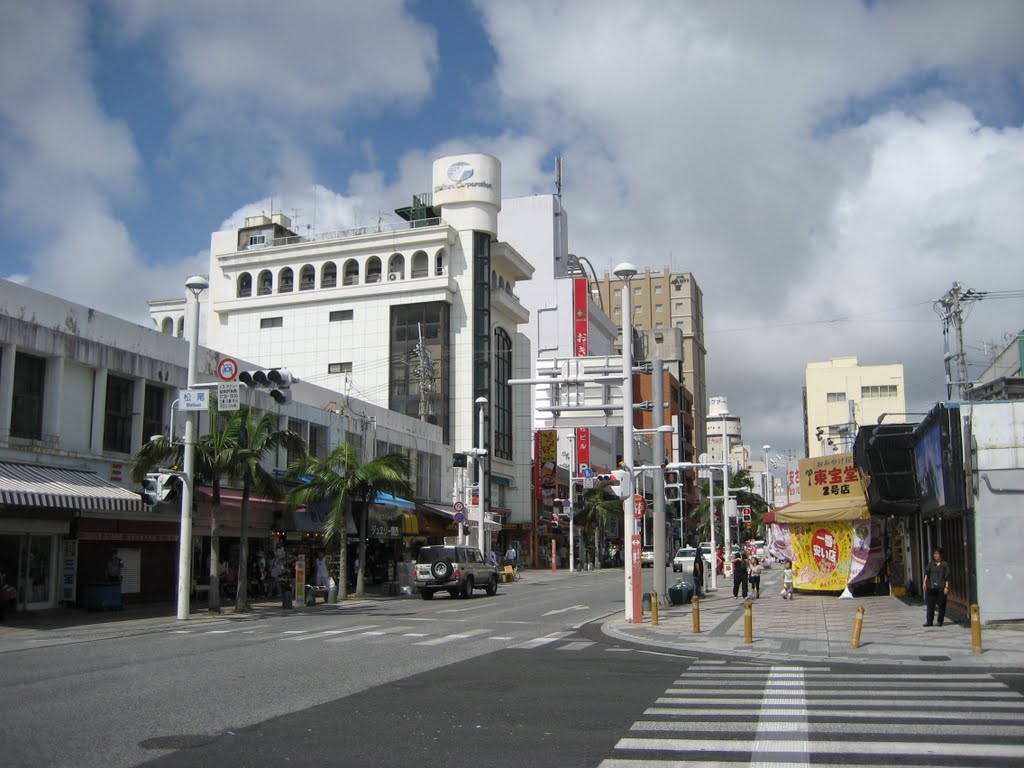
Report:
923,547,951,627
781,560,794,599
748,556,763,599
731,549,748,598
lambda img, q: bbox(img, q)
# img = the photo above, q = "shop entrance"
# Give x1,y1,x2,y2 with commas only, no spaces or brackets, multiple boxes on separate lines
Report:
0,533,57,611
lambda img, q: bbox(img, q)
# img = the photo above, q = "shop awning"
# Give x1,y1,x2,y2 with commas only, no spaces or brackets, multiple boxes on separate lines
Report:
368,492,416,510
771,497,869,523
0,461,147,513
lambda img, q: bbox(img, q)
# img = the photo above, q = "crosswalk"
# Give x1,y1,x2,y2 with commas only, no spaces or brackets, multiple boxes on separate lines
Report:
166,622,597,652
599,661,1024,767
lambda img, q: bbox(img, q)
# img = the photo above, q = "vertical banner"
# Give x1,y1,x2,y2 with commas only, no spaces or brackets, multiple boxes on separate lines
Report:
572,276,591,471
61,539,78,603
295,554,306,604
536,430,557,499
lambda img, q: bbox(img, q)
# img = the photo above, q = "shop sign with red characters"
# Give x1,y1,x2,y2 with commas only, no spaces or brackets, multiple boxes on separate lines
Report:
799,453,864,501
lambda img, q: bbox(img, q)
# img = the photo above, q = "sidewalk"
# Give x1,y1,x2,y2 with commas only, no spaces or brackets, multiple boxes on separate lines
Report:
602,566,1024,669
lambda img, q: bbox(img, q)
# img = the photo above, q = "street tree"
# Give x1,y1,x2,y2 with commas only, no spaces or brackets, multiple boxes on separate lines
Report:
573,481,622,569
688,468,771,543
286,442,412,598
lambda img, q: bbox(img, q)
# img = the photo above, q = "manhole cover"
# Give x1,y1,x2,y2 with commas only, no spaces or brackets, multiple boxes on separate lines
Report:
919,655,950,662
139,734,220,750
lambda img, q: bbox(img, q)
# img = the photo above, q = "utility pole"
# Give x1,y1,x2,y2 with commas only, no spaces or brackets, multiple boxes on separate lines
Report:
934,281,980,400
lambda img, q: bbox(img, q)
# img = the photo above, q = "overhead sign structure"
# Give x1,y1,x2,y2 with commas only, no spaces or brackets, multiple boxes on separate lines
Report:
217,357,238,382
218,382,240,411
179,389,209,411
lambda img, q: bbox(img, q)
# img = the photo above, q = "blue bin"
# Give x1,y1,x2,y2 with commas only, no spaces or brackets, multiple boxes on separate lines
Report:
84,583,123,610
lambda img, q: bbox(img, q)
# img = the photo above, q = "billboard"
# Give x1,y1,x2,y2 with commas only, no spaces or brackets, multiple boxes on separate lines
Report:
911,403,964,515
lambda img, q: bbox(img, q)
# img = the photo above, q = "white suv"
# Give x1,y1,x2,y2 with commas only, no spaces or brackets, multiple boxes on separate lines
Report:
414,545,499,600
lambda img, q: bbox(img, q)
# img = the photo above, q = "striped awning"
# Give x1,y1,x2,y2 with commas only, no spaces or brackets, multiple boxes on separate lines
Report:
0,462,147,513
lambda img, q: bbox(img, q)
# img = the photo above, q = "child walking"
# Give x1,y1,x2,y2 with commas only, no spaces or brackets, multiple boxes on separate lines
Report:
781,560,794,599
749,557,763,599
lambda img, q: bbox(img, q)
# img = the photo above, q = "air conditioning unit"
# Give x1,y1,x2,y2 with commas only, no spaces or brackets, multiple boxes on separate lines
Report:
388,272,401,281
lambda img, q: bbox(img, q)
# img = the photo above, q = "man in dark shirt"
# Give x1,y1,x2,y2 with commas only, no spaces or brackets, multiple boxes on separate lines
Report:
923,547,951,627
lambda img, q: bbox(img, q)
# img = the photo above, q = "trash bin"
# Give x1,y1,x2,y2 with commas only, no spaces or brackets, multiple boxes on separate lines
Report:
642,592,652,612
83,583,122,610
667,580,694,606
304,584,316,605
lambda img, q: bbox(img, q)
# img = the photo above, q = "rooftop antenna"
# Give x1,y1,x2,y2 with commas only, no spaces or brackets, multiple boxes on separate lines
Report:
555,155,563,198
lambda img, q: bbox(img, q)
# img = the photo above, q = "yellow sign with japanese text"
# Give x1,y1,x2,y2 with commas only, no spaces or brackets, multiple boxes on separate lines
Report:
799,453,864,502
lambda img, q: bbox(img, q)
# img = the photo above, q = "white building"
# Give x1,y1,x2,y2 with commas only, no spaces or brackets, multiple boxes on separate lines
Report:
804,356,906,458
151,154,536,538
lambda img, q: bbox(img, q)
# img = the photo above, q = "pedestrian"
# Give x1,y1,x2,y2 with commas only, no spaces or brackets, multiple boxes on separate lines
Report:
922,547,951,627
781,560,794,599
315,551,329,588
105,550,124,584
731,549,748,598
486,549,499,568
692,549,705,597
749,556,763,598
504,544,517,567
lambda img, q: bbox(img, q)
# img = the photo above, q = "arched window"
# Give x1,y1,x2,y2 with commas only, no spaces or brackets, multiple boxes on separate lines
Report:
411,250,429,278
366,256,382,283
299,265,315,290
161,317,173,334
388,253,405,281
237,272,252,298
176,317,185,338
258,270,273,295
434,248,446,276
343,259,360,286
321,262,337,288
494,328,513,460
278,267,294,293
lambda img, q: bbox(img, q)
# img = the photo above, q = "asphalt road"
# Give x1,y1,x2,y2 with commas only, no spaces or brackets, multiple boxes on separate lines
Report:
3,566,1024,768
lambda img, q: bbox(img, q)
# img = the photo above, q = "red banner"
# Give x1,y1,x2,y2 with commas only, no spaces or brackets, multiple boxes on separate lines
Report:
572,277,591,470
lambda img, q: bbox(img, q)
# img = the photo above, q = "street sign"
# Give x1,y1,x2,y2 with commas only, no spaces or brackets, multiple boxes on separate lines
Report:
583,467,594,479
179,389,209,411
453,501,465,513
454,512,465,524
583,477,594,489
633,493,647,519
217,357,239,381
218,382,240,411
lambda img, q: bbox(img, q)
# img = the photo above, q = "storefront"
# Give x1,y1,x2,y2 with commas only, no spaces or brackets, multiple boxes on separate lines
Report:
0,461,147,612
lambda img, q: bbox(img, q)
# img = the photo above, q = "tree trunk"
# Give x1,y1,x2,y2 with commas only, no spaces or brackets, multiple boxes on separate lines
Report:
336,504,349,599
236,479,250,611
594,528,601,569
208,506,221,612
356,502,368,596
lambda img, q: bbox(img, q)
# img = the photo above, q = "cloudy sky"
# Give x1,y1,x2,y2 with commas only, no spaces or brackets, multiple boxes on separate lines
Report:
1,0,1022,456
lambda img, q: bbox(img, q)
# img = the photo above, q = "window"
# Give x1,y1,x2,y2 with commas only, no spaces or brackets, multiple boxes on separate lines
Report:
248,234,265,247
390,302,450,443
309,423,328,458
103,375,133,453
328,362,352,374
654,285,663,294
613,307,621,316
329,309,353,322
343,259,359,286
237,273,252,298
494,328,513,460
655,304,663,313
613,288,621,297
826,392,846,403
143,386,165,444
411,250,429,278
260,317,283,329
633,286,642,295
257,270,272,295
278,267,293,293
634,305,642,314
10,352,46,440
862,384,898,399
299,265,315,290
366,257,382,283
321,262,337,288
286,418,307,469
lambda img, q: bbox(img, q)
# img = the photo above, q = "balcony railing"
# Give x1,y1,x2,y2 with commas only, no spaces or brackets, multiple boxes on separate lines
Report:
250,218,445,250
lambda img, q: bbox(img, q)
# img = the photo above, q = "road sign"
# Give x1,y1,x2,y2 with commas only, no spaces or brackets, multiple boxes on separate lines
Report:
583,477,594,490
633,493,647,519
179,389,209,411
453,501,465,513
454,512,465,524
583,467,594,479
218,382,240,411
217,357,238,381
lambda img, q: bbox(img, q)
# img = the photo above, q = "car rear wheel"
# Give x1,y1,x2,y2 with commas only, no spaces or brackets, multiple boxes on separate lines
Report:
420,589,435,600
484,575,498,596
461,577,473,599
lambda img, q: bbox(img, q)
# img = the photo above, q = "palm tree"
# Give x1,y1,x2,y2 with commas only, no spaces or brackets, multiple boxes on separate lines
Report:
574,481,622,569
228,407,306,611
286,442,412,598
688,468,771,544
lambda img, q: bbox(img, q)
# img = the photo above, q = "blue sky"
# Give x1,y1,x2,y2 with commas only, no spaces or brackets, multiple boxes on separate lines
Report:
1,0,1023,453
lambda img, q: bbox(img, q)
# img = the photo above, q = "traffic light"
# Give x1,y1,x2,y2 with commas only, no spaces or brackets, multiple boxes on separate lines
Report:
239,367,293,404
611,469,630,499
141,473,161,505
141,472,181,505
741,507,752,522
452,452,468,468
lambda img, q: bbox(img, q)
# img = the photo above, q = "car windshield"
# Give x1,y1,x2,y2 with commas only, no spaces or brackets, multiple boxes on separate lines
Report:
676,549,695,558
416,548,454,565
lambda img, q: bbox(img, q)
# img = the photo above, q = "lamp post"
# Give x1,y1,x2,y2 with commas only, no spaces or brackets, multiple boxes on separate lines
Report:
177,274,208,621
762,444,772,508
566,432,577,573
614,261,641,624
720,411,732,577
475,396,488,554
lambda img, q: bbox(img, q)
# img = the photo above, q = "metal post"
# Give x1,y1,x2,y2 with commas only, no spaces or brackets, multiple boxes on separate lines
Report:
568,433,576,574
708,462,717,591
691,596,701,633
850,606,865,649
615,262,641,623
177,275,207,621
743,600,753,643
721,412,732,575
652,359,667,601
476,396,487,554
971,604,983,654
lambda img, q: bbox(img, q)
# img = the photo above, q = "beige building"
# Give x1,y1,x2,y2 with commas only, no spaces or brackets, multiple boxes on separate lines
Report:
804,356,906,457
595,267,707,457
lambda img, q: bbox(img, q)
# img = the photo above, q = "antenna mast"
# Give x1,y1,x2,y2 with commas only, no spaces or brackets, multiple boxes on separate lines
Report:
555,155,563,198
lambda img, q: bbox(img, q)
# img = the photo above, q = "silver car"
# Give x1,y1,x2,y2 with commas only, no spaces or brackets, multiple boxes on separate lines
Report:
414,545,499,600
672,546,697,572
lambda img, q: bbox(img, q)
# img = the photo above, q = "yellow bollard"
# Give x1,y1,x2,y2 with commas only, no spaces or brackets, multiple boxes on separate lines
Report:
743,600,753,644
651,592,659,626
971,604,983,655
850,606,865,649
691,596,701,633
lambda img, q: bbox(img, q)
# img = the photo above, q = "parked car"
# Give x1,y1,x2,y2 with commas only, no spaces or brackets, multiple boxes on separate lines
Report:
698,542,714,566
413,545,499,600
672,546,697,572
640,545,670,567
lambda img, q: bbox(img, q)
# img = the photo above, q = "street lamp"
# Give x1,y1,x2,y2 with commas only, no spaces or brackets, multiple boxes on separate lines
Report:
614,261,641,624
566,432,577,573
177,274,208,621
762,444,772,508
720,411,732,578
475,396,488,554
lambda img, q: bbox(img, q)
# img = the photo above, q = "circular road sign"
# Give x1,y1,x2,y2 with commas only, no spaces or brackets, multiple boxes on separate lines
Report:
453,501,465,513
633,493,647,520
454,512,465,524
217,358,238,381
